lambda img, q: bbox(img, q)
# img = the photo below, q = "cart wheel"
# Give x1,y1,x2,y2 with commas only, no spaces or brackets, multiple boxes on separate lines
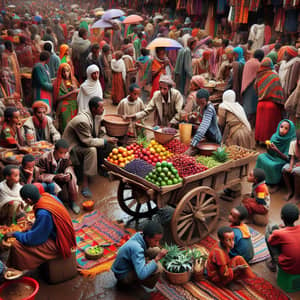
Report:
171,186,219,246
117,181,158,218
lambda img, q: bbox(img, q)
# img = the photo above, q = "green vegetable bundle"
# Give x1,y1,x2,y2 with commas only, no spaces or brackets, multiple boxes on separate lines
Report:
196,155,221,168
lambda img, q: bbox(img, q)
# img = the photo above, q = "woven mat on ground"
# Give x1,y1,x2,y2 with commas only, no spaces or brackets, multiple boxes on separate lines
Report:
72,210,134,277
157,276,291,300
198,226,270,264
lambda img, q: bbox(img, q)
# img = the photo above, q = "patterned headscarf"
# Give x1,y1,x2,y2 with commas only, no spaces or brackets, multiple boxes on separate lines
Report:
59,44,69,60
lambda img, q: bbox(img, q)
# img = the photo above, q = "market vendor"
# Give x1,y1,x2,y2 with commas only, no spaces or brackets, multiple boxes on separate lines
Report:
37,139,80,214
206,226,256,286
112,221,167,290
0,107,26,150
22,101,61,145
4,184,76,271
185,89,221,156
127,75,183,127
63,97,118,198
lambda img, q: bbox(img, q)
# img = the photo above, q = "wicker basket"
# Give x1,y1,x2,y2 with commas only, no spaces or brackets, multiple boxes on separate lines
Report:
164,269,192,285
102,114,130,137
84,246,104,260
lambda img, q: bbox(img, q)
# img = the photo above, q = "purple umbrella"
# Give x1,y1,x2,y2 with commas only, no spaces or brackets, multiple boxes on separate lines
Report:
92,19,113,29
102,9,125,21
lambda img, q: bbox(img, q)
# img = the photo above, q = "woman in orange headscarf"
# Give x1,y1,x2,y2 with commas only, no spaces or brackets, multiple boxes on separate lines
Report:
59,44,74,75
53,63,79,133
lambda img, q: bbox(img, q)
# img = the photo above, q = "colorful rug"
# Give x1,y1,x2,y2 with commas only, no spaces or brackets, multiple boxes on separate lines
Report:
157,276,291,300
198,226,270,264
72,210,133,277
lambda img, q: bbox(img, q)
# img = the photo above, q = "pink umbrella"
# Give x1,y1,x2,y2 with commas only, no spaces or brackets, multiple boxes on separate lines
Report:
122,14,143,25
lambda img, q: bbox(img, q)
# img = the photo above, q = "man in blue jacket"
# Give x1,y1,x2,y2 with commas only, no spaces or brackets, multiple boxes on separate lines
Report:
112,221,167,289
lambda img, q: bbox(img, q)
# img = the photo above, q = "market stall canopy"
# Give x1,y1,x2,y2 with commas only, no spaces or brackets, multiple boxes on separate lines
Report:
122,14,143,25
147,38,183,50
92,18,114,29
102,9,125,21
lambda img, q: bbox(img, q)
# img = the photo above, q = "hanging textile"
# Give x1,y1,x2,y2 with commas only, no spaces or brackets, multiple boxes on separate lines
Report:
249,0,261,11
217,0,227,14
274,8,285,32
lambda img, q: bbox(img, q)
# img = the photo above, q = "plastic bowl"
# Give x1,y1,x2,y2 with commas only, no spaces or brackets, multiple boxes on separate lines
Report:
0,276,39,300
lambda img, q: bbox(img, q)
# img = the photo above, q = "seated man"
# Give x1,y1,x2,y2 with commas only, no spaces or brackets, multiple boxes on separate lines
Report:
0,165,24,225
22,101,60,145
265,203,300,273
112,221,167,289
185,89,222,156
206,226,256,286
36,139,80,214
4,184,76,270
63,97,117,198
228,206,254,262
19,154,55,194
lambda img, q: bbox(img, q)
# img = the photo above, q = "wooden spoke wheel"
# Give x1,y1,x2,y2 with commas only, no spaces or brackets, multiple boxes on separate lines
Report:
117,181,158,218
171,186,219,246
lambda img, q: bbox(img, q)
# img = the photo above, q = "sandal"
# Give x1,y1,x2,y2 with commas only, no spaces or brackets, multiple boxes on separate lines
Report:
81,187,92,198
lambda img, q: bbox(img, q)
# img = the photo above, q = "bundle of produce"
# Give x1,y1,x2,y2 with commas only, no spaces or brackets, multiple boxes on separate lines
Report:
107,147,135,167
226,145,253,160
196,155,222,168
148,140,173,160
164,139,189,154
124,159,154,178
145,161,182,186
212,147,228,162
168,154,207,177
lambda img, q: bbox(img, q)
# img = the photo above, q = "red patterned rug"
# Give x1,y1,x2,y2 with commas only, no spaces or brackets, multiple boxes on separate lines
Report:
156,276,291,300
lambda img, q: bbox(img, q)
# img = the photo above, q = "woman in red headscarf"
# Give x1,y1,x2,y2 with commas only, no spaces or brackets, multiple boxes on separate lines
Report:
254,57,284,142
53,63,79,133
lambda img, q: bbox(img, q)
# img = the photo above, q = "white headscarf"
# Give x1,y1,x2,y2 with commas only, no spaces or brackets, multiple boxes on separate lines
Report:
219,90,251,131
77,64,103,113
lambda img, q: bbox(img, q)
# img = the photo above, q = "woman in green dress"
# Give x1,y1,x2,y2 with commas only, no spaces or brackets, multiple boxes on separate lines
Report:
255,119,296,189
53,63,79,133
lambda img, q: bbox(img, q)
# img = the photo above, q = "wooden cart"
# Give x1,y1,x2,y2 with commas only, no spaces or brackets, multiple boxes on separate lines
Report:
104,149,258,246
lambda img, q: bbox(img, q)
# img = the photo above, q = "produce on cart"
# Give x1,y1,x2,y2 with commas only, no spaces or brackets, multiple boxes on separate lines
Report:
103,139,259,246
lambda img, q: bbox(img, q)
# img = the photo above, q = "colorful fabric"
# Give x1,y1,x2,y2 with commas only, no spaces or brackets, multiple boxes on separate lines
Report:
254,57,284,105
151,58,168,98
136,55,152,89
256,119,296,183
0,123,18,147
72,210,133,276
157,273,290,299
34,193,76,258
59,44,69,60
285,46,298,58
233,47,245,64
241,58,260,95
53,63,78,131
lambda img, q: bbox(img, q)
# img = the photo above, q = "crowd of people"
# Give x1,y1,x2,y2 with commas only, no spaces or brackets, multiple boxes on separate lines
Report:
0,0,299,295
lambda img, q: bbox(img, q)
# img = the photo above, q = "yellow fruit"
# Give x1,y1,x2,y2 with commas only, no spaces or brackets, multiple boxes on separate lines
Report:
265,140,271,145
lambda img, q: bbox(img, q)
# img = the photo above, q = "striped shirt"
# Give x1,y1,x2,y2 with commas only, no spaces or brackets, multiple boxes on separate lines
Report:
191,103,222,147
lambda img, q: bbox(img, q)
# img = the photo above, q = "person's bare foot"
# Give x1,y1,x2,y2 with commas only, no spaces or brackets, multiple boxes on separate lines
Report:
266,260,277,272
268,185,280,194
289,195,300,204
284,192,293,201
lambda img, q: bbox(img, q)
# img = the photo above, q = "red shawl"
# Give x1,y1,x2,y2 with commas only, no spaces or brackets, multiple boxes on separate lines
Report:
34,193,76,258
254,57,284,105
